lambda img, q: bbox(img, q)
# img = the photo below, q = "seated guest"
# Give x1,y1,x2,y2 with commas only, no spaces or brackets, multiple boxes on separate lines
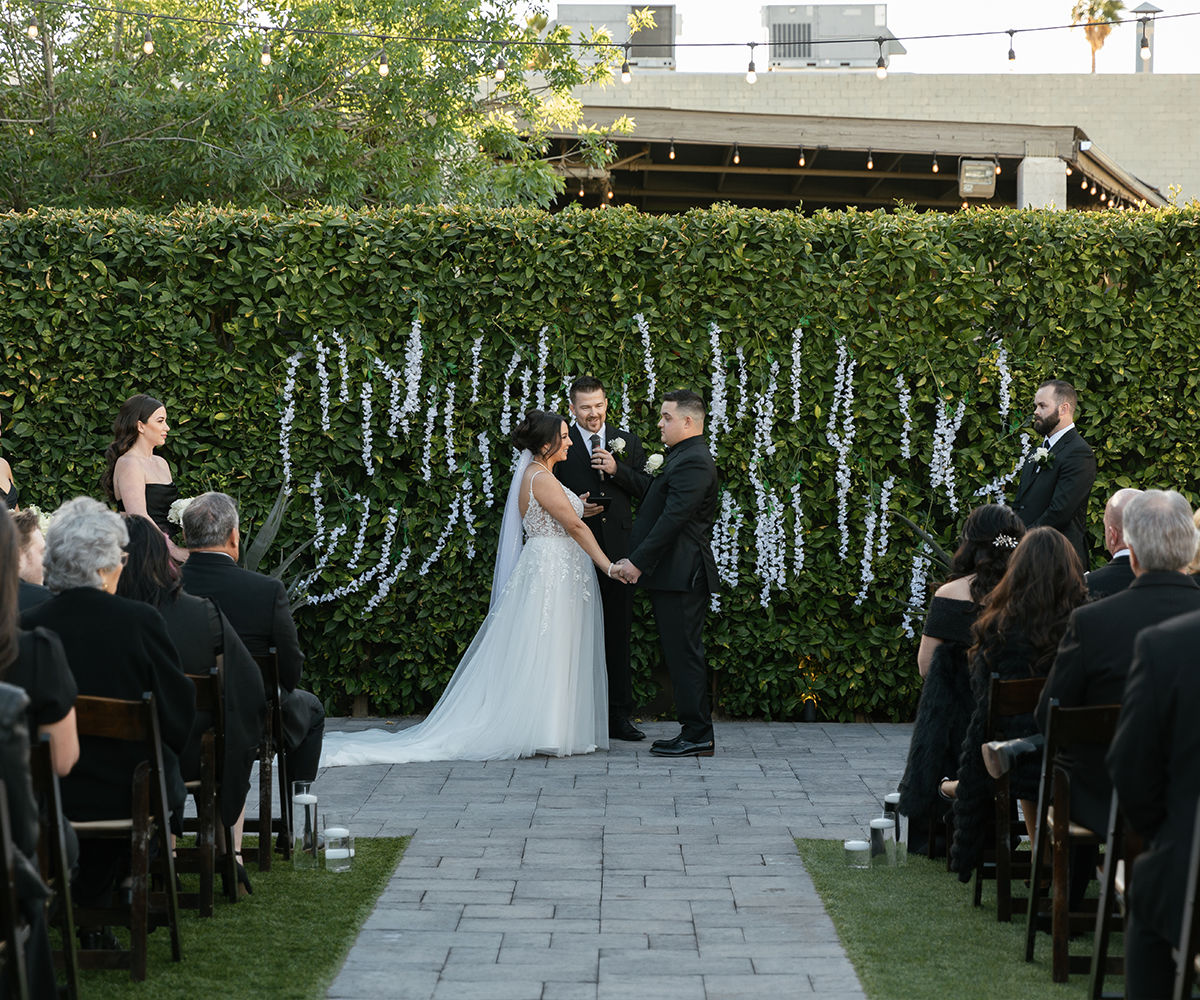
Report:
1190,508,1200,576
181,493,324,792
20,497,195,905
1084,488,1141,599
898,504,1025,854
1108,607,1200,999
116,515,266,893
948,527,1087,882
14,510,52,612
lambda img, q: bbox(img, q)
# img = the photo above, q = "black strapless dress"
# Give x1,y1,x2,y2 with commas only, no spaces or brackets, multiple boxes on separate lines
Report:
2,479,16,511
117,482,180,541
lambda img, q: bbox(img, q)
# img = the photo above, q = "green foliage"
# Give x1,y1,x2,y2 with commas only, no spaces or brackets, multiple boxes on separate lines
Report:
4,203,1200,722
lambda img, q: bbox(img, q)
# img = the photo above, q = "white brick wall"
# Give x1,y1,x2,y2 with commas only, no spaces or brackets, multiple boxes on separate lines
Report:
574,73,1200,202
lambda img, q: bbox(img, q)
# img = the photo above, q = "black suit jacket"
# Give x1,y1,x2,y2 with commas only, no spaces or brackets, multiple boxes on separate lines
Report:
628,434,719,593
555,424,652,559
1107,608,1200,945
181,551,304,693
17,579,52,614
1085,554,1135,599
1037,572,1200,833
1012,427,1096,566
20,588,196,822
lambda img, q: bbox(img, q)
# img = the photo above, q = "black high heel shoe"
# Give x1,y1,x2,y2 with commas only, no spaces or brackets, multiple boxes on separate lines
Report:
219,853,254,897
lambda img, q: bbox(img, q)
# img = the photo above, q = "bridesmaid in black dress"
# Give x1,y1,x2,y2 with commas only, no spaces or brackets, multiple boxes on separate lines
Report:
100,393,189,563
898,503,1027,854
1,422,18,510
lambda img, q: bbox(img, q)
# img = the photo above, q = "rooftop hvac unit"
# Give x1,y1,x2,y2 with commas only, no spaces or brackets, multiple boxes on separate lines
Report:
553,5,680,69
762,4,906,70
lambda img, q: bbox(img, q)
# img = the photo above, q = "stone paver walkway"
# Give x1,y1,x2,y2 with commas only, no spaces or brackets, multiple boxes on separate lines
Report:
285,719,912,1000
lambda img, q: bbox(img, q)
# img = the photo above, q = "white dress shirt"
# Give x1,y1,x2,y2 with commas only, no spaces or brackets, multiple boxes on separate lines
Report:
575,423,606,454
1045,422,1075,449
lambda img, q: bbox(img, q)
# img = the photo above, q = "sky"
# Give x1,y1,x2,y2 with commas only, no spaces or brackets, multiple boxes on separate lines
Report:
591,1,1200,74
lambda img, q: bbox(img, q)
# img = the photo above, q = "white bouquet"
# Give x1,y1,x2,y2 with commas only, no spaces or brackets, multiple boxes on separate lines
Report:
24,504,53,535
167,496,198,526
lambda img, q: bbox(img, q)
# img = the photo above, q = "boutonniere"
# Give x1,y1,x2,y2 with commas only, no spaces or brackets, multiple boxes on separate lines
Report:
608,437,626,455
1034,446,1054,469
644,453,664,474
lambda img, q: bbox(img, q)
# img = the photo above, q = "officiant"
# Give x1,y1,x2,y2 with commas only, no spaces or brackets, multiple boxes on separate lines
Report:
556,376,652,741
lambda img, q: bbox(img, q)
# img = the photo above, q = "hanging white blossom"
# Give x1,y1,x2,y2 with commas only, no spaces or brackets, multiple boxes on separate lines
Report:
461,475,476,560
712,490,743,614
708,322,727,457
735,346,749,422
477,431,495,505
854,492,880,606
896,372,913,460
345,496,370,570
973,433,1033,505
996,342,1012,418
751,469,787,608
929,398,968,512
751,360,780,464
469,336,484,404
620,377,631,425
364,511,412,613
308,505,396,605
331,330,351,404
535,325,550,409
517,367,533,420
791,325,804,422
790,483,805,576
278,351,303,496
294,522,348,599
498,351,522,438
313,335,331,432
901,543,933,639
876,476,897,558
825,339,857,560
419,496,462,576
421,384,439,483
399,317,424,434
444,383,457,474
360,380,375,476
311,473,325,547
372,357,404,438
635,313,658,401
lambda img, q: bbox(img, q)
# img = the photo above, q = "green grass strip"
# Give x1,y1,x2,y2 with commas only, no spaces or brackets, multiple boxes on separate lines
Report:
74,836,407,1000
796,839,1124,1000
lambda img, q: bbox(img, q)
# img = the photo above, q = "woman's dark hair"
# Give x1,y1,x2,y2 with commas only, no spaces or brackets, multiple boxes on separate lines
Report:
0,511,18,672
969,526,1086,674
115,513,181,610
945,504,1028,604
101,393,164,500
512,410,566,458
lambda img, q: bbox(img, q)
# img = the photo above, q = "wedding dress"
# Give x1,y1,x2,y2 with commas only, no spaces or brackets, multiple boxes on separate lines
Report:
319,458,608,765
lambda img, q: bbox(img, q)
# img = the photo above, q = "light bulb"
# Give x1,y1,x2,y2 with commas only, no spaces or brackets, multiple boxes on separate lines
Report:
875,57,887,80
866,149,874,170
1081,178,1088,190
579,184,584,197
28,127,34,136
378,50,389,76
495,57,506,82
1100,190,1107,201
733,143,740,165
995,161,1002,175
607,189,614,200
931,153,938,174
1008,47,1016,62
261,42,271,66
621,60,631,84
746,62,756,84
1140,38,1151,61
26,21,38,39
798,148,805,167
1090,185,1097,196
1065,165,1073,176
668,140,675,160
962,201,969,210
143,29,154,55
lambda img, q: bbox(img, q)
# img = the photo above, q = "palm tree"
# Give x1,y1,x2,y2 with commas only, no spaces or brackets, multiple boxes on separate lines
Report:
1070,0,1127,73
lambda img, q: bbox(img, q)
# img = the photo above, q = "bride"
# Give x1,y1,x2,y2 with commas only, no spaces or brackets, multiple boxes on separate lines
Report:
320,410,622,765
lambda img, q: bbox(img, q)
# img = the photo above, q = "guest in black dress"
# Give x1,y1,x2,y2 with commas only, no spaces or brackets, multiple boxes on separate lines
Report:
898,504,1026,853
100,393,188,563
949,526,1087,881
0,423,18,511
116,515,265,892
20,497,195,903
13,510,52,613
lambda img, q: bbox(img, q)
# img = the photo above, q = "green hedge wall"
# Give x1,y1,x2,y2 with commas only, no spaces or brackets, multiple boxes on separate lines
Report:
4,204,1200,722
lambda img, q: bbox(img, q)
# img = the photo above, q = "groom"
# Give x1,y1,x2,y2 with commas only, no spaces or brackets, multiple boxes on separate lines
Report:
555,375,653,741
615,390,720,758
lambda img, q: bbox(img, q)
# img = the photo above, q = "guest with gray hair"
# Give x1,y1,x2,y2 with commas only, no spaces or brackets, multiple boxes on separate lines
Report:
181,493,325,808
1085,487,1142,599
21,497,196,910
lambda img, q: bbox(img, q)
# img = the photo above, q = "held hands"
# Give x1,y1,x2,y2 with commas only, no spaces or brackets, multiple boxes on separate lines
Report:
590,447,617,477
611,558,642,584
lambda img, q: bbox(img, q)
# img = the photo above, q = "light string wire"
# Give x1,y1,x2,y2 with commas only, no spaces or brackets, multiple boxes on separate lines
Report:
8,0,1197,58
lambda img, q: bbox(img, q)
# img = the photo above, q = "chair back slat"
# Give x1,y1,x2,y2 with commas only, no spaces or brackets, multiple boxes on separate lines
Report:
187,669,218,714
986,673,1047,739
74,695,151,742
1047,703,1122,749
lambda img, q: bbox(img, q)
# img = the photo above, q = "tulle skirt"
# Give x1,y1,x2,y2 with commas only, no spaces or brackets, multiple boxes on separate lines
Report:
319,535,608,765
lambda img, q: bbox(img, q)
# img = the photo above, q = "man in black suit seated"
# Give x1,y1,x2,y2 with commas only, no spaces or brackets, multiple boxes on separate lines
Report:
1085,487,1140,599
1032,490,1200,908
1011,379,1097,569
13,510,52,612
1108,598,1200,998
614,390,720,759
180,493,325,786
554,376,652,742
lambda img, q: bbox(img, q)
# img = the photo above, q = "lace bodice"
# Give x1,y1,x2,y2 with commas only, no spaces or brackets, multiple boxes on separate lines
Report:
523,471,582,538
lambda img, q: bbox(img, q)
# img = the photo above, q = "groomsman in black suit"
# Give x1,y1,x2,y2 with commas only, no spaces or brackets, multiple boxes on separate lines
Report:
1108,601,1200,998
615,390,720,758
1084,487,1140,598
555,376,652,741
1012,379,1097,568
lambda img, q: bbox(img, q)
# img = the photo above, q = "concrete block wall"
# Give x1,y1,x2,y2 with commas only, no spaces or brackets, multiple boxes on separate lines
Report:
574,73,1200,202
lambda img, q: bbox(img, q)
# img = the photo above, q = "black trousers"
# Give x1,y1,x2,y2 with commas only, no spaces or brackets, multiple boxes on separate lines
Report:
281,688,325,783
596,569,634,719
1125,907,1176,1000
649,581,713,744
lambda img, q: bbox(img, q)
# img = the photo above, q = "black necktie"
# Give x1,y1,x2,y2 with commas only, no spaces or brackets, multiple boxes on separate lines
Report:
590,434,604,479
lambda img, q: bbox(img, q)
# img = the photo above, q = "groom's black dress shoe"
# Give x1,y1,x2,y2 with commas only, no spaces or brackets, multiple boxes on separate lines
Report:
610,717,646,741
651,733,684,749
649,739,715,758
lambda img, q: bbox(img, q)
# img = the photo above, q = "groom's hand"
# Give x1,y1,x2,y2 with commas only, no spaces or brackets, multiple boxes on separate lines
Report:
615,559,642,584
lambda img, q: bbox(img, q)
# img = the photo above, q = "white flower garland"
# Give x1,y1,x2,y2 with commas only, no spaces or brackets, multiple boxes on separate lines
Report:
929,398,967,512
713,490,742,589
311,472,325,546
469,335,484,404
825,339,857,560
876,476,896,558
461,475,476,560
791,325,804,422
477,431,495,505
419,495,461,576
620,377,631,425
901,543,932,639
535,325,550,409
735,346,749,422
635,312,657,401
331,330,351,403
278,350,303,496
364,510,411,613
498,351,522,437
360,380,375,476
421,384,438,483
399,317,424,433
751,469,787,608
444,382,457,474
372,357,404,438
313,335,331,432
518,367,533,419
973,432,1033,505
790,483,805,576
896,372,913,460
853,492,880,607
345,496,370,569
708,322,727,457
295,522,349,599
751,360,780,464
996,342,1012,418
